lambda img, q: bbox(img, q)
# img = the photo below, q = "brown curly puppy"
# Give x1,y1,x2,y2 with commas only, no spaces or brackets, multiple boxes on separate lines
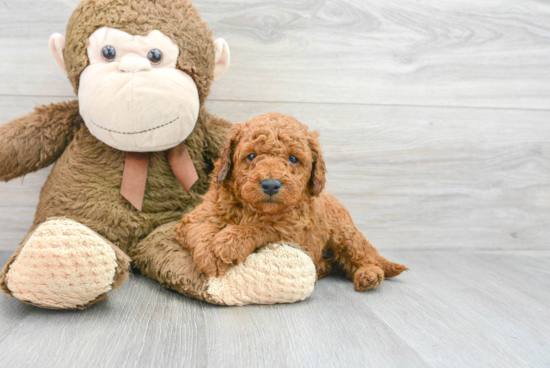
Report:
176,113,408,291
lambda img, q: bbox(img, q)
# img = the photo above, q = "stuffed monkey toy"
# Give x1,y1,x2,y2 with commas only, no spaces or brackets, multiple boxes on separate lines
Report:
0,0,316,310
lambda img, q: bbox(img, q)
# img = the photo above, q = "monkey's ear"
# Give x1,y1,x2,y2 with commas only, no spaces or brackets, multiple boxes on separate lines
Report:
49,33,67,75
213,38,230,81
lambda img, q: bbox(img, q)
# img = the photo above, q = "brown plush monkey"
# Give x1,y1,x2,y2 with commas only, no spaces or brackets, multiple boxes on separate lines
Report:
0,0,316,310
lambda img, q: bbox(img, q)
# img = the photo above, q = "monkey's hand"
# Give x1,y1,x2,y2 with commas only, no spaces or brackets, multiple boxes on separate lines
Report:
0,100,81,182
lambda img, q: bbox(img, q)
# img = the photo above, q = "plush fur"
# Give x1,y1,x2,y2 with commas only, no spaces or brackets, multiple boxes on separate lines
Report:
0,0,229,307
176,113,408,290
65,0,216,104
1,0,319,309
13,107,228,251
0,104,231,307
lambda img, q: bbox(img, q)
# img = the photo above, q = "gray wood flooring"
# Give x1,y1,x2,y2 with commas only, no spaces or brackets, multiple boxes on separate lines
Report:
1,250,549,368
1,1,550,367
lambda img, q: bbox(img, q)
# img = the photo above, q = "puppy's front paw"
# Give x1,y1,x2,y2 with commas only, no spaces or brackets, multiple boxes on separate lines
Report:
353,265,384,291
212,230,251,266
193,248,231,278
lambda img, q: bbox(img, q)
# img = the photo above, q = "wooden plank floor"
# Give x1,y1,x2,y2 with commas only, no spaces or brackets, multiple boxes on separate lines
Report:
1,250,549,368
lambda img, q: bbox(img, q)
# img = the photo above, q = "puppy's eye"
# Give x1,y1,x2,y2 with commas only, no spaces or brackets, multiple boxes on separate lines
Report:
289,155,299,164
102,45,117,62
147,49,163,65
247,153,257,162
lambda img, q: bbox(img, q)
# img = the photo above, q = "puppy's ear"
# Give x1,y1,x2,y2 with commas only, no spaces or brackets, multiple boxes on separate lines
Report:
215,123,243,183
307,131,327,196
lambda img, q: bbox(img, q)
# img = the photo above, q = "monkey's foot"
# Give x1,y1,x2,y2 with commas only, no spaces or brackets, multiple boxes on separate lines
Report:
206,243,316,306
5,218,130,309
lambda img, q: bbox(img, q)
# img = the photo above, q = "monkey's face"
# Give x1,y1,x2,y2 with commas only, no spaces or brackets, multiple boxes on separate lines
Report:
50,16,230,152
76,27,198,152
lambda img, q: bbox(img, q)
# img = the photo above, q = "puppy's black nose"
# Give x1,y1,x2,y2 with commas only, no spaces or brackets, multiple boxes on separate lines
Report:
261,180,282,196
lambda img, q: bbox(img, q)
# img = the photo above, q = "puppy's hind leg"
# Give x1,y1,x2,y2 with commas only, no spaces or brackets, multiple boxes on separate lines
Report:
329,225,407,291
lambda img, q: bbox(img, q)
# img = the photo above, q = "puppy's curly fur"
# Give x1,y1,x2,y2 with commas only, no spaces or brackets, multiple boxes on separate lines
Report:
175,113,407,291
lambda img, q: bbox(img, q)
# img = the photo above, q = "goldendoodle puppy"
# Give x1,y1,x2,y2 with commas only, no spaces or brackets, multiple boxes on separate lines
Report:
176,113,407,291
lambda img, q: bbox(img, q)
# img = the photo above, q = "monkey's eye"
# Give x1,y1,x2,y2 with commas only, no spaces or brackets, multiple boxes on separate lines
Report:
247,153,257,162
147,49,163,65
289,155,299,164
101,45,117,62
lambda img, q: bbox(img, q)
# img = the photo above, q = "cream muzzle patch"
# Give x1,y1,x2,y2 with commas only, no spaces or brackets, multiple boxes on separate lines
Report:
78,27,200,152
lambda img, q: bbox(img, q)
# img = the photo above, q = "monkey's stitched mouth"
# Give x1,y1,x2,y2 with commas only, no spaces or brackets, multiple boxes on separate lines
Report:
90,117,180,135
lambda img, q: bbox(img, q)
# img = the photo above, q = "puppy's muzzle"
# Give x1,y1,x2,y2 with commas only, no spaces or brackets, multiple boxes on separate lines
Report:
260,179,282,196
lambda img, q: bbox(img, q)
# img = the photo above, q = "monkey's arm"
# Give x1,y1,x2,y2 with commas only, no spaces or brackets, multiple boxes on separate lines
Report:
199,107,232,164
0,100,81,182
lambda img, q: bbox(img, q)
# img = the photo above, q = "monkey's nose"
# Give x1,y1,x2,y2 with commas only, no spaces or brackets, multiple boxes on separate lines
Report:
119,56,152,73
261,180,282,196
